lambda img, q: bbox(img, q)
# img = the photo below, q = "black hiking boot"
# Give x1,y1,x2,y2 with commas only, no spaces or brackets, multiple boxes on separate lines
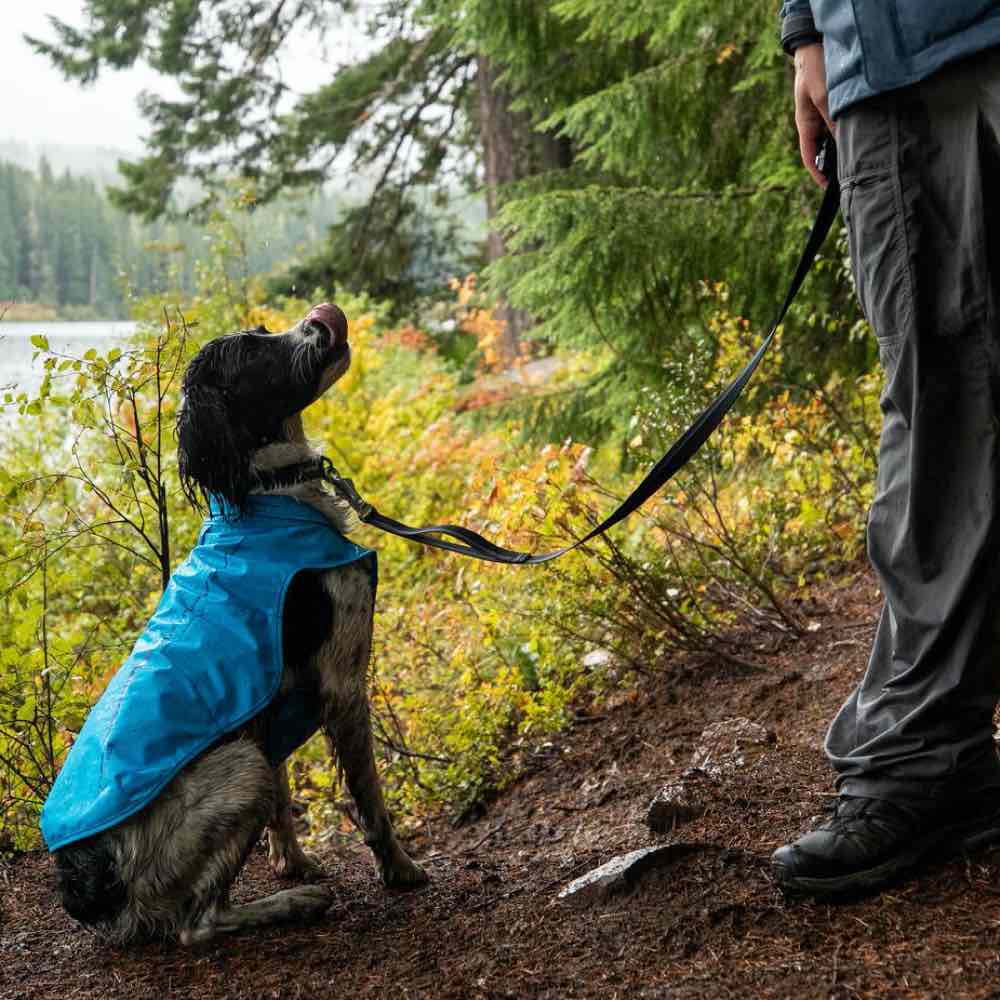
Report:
771,793,1000,899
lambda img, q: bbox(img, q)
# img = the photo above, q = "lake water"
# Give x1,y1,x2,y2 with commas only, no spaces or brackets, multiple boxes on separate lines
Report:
0,320,137,394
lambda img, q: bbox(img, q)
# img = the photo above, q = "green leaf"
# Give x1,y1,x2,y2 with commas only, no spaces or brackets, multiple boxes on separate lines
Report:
30,334,49,350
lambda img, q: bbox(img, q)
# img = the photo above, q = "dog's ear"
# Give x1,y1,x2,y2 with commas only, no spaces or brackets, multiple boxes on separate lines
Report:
176,383,256,512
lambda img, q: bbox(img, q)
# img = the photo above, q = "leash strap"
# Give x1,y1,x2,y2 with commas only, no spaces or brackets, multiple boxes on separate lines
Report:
275,167,842,565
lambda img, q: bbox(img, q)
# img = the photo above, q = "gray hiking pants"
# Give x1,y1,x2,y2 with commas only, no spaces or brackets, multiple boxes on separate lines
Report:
826,49,1000,801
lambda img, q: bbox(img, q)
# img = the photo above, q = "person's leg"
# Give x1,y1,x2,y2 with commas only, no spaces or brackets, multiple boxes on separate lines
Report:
774,50,1000,896
828,57,1000,800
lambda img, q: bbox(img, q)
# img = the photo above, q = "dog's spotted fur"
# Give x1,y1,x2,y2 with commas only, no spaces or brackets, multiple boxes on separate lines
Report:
53,305,427,946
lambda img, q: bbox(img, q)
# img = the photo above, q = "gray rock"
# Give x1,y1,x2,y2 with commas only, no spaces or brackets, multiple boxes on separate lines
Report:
557,843,695,907
646,782,703,833
580,761,624,808
582,648,613,670
690,717,776,779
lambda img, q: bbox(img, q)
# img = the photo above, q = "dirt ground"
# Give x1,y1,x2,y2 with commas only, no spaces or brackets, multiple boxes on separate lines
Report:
6,567,1000,1000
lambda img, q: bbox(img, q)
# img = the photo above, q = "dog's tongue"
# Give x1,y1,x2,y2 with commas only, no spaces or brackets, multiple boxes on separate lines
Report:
306,303,346,344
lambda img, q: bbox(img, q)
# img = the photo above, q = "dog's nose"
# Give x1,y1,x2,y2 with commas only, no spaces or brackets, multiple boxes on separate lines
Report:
304,303,348,347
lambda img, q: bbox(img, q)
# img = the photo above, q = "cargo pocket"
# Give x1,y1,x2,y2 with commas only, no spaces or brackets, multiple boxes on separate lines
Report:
874,331,912,426
840,169,916,347
841,171,915,424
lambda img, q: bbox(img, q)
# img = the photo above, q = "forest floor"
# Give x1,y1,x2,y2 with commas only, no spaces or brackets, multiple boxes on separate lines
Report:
6,565,1000,999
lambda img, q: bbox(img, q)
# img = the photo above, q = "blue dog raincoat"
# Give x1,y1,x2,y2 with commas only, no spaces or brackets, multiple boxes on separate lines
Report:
40,494,375,852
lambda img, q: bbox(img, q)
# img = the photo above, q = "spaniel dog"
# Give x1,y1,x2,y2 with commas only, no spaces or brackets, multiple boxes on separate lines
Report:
43,304,427,945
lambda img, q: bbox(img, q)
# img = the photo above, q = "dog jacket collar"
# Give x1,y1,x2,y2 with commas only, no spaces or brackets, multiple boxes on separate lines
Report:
40,494,375,852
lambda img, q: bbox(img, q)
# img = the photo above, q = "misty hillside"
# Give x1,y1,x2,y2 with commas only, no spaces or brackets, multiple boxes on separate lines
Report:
0,156,350,319
0,140,135,189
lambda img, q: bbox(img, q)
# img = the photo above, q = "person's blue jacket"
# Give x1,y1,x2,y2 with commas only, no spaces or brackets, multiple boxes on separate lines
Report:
779,1,1000,117
40,494,374,853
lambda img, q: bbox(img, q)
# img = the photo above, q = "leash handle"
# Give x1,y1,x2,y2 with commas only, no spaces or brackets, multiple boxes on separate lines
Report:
816,135,837,185
322,172,842,565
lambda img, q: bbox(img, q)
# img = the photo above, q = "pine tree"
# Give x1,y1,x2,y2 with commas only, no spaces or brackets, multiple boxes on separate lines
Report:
29,1,484,316
0,169,18,299
25,0,864,415
442,0,865,442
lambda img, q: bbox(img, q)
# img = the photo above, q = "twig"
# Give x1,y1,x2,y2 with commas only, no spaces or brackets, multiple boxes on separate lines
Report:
462,818,508,854
375,736,454,765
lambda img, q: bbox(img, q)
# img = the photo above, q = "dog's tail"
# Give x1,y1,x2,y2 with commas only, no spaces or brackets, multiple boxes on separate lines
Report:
54,835,127,926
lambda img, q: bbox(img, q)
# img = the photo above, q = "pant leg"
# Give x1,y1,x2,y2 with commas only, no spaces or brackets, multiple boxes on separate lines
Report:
826,50,1000,801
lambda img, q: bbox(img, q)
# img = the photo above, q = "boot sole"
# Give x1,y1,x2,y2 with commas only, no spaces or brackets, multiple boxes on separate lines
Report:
772,816,1000,899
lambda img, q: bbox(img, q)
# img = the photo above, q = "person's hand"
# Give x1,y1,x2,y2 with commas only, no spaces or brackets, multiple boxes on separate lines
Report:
793,43,834,187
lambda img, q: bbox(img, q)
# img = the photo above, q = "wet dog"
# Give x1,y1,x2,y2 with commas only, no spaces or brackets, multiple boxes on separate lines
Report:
46,304,427,945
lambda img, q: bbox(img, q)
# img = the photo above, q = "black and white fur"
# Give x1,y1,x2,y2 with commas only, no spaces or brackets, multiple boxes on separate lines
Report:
53,304,427,946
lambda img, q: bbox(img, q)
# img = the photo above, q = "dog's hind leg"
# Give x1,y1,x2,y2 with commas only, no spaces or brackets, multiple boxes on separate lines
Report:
267,761,323,880
181,885,332,945
109,739,274,943
171,746,330,944
105,739,329,944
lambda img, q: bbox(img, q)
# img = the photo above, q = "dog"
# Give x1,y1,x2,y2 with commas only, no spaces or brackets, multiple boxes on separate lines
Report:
40,303,428,945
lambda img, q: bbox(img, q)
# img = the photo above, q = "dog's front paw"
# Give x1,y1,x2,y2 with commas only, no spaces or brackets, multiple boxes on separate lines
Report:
269,844,325,881
378,847,429,891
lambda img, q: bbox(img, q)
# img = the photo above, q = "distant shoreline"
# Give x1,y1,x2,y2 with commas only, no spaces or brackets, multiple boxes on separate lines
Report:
1,302,58,322
1,301,129,323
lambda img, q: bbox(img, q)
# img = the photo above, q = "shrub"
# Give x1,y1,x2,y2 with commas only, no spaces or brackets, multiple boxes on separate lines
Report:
0,208,882,847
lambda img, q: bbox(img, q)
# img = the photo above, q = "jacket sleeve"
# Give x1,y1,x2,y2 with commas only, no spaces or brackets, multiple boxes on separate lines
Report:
778,1,823,55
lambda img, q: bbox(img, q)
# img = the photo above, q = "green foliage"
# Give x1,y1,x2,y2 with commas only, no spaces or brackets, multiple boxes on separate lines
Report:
588,287,880,669
5,0,892,851
428,0,868,442
0,225,882,850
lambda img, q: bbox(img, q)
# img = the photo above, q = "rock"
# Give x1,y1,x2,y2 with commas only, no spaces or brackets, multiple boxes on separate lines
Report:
580,762,625,808
804,660,836,683
582,648,614,670
557,843,696,907
646,782,703,833
690,717,776,779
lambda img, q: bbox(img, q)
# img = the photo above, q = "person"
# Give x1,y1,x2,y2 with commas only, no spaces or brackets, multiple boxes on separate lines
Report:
773,2,1000,898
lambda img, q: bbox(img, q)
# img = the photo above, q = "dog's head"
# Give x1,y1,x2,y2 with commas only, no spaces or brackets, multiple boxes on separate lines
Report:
177,303,350,510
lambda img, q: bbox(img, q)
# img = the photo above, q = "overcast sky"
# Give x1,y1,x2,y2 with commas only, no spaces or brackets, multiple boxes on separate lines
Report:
2,1,345,153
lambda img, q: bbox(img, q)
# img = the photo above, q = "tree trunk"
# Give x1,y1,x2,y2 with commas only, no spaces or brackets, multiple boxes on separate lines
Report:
477,56,571,367
89,245,98,307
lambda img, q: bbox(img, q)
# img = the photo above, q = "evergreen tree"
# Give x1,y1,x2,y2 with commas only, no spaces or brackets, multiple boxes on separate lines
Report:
26,0,865,431
5,165,35,298
0,171,18,299
439,0,865,442
29,1,482,316
0,156,357,317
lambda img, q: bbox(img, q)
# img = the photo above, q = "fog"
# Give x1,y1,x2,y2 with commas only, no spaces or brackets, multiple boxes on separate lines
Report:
2,1,351,156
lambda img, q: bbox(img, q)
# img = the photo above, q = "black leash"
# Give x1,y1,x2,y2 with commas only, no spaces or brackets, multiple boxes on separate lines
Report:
264,152,841,565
